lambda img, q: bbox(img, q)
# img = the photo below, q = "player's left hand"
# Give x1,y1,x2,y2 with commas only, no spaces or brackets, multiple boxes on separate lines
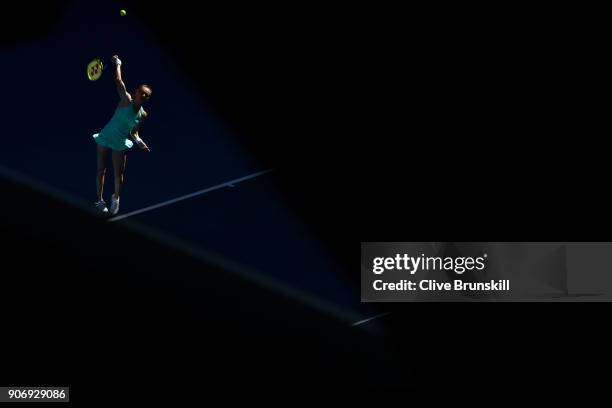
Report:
136,139,151,152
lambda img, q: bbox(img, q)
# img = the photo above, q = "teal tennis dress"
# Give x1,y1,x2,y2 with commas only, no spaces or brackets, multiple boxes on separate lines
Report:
92,102,144,151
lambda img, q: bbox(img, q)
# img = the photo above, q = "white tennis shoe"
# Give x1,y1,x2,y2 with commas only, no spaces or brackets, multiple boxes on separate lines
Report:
110,196,120,215
94,200,109,214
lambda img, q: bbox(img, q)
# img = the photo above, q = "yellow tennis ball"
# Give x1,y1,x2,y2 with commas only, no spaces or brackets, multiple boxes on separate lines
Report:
120,9,127,17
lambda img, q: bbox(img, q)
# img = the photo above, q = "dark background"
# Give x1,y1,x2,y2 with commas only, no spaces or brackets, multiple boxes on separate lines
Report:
1,0,609,400
121,0,608,248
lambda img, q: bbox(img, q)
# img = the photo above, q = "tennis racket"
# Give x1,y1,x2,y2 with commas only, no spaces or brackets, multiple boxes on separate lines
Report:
86,57,104,81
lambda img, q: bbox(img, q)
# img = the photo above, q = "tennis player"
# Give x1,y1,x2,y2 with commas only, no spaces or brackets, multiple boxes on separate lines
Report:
92,55,151,215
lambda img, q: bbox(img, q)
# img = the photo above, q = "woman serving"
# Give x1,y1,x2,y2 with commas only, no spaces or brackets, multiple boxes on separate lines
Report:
93,54,152,215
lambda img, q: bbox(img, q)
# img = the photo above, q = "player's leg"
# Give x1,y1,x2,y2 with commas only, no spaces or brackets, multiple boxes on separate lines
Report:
95,145,110,213
110,149,127,215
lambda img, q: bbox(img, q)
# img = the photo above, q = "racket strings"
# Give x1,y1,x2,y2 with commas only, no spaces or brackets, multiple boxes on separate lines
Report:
87,60,103,81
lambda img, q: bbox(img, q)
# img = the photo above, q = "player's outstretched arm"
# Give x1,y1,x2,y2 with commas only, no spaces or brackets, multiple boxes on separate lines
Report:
112,55,131,103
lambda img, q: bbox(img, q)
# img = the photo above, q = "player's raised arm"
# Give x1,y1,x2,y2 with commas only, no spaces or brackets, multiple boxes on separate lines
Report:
111,55,131,103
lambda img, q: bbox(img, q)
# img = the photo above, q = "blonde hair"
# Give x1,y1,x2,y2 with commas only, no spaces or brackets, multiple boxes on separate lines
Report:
138,84,153,94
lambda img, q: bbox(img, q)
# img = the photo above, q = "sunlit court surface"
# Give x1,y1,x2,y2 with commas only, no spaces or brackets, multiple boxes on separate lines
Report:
0,1,370,317
0,1,408,399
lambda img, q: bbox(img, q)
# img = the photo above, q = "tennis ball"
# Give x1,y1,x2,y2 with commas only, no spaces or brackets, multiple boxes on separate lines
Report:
120,9,127,17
